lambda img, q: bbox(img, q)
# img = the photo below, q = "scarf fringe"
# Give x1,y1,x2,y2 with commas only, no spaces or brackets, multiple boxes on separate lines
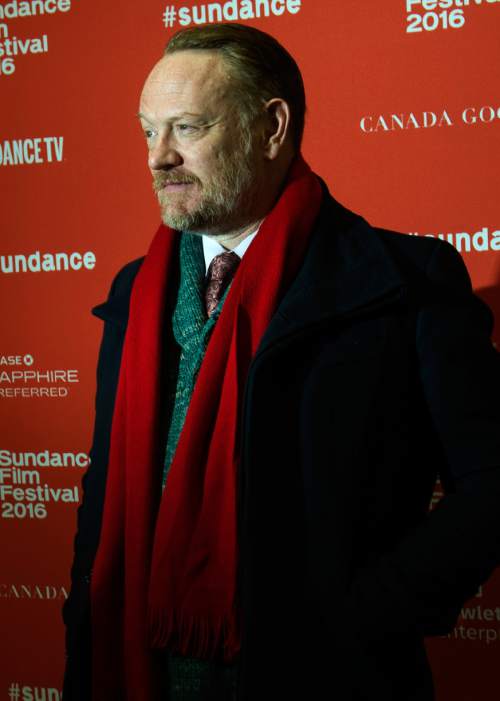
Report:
149,606,240,663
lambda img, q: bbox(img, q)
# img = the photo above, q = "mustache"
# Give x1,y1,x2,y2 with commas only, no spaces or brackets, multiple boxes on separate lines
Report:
152,172,201,193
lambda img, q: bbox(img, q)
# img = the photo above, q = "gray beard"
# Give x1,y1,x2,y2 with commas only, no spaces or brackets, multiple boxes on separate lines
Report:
159,148,256,235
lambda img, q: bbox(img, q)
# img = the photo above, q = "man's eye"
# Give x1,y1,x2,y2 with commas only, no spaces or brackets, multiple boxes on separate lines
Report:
143,129,156,139
176,124,198,134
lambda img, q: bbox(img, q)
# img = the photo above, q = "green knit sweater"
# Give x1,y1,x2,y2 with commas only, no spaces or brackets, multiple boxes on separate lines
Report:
162,232,230,485
161,233,237,699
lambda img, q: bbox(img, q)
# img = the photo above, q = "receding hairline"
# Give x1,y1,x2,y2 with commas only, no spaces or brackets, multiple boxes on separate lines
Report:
141,49,245,118
149,49,250,99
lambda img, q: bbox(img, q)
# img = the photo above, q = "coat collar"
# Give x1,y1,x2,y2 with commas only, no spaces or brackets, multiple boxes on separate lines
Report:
91,258,145,328
91,188,406,340
92,293,131,328
255,187,406,357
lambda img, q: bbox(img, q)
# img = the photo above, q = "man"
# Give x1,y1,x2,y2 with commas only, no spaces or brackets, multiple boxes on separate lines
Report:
63,22,500,701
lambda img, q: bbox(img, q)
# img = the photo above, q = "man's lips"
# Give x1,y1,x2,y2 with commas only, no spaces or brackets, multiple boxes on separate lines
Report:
153,177,198,194
161,181,193,191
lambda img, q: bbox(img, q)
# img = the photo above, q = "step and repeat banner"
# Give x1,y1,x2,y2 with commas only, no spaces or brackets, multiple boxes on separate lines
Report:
1,0,499,698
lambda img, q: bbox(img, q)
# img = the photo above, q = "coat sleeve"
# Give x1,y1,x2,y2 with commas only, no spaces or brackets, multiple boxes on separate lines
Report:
62,260,141,700
343,239,500,644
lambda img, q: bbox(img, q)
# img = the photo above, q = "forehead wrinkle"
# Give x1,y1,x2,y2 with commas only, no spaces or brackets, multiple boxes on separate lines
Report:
140,51,235,120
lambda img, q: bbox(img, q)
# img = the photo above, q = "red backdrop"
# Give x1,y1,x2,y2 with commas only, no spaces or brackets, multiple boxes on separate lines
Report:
1,1,499,698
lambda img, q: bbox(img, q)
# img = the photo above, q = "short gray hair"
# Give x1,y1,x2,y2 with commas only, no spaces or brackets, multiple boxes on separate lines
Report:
165,22,306,150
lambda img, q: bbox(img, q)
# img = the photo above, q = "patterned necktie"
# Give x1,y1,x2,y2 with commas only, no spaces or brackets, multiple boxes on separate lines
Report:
205,250,240,318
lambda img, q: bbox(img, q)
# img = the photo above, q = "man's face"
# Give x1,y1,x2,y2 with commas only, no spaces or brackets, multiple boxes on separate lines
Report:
139,50,261,236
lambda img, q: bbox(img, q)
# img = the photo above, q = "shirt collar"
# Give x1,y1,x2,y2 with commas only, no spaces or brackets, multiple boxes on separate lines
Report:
202,228,260,275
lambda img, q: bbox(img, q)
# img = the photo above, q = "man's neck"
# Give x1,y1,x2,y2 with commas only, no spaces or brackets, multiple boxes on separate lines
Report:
204,219,263,251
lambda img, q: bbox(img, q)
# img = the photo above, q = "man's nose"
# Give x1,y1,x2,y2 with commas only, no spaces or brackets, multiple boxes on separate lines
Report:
148,133,183,170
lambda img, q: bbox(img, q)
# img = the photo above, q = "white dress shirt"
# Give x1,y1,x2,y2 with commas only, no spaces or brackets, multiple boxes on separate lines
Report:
202,229,259,275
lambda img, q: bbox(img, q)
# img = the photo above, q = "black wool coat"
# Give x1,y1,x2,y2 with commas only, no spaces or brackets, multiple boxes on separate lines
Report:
63,191,500,701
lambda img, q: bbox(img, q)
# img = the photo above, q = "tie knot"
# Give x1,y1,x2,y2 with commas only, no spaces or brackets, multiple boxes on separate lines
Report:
205,250,240,318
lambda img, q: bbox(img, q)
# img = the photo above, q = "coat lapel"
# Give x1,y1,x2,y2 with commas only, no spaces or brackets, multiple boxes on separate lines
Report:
256,191,406,357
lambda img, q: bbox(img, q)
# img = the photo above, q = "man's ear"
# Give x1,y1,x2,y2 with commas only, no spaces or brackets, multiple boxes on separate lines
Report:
262,98,292,160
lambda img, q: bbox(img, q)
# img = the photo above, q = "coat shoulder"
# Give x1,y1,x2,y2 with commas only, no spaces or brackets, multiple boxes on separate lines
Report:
319,192,468,293
372,226,472,295
375,226,447,272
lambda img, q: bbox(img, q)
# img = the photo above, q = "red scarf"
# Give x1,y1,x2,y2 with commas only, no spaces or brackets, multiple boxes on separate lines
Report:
90,157,322,700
